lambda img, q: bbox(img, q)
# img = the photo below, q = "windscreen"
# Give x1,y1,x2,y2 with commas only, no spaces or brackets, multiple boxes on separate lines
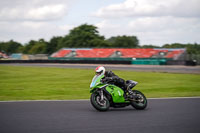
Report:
90,75,103,88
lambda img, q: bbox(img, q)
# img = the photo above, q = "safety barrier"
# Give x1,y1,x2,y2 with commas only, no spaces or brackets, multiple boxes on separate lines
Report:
0,58,196,66
131,58,169,65
0,59,132,64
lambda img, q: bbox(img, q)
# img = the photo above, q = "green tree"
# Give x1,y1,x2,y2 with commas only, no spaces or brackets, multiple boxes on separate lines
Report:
162,43,185,48
46,36,62,54
162,43,200,55
107,35,139,48
23,40,36,54
23,39,47,54
141,45,160,48
0,42,6,53
0,40,22,54
57,35,69,49
186,43,200,54
59,24,108,48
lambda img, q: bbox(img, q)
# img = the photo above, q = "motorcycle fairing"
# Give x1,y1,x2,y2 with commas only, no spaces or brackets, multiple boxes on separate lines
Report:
105,85,126,103
90,75,127,103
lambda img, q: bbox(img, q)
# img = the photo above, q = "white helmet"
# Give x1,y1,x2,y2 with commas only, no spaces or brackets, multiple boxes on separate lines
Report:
95,66,105,76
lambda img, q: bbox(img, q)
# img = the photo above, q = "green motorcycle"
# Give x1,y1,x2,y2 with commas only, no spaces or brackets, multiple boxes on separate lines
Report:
90,74,147,111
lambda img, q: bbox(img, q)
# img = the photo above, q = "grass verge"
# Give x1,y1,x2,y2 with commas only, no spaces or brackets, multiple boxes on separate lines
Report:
0,65,200,101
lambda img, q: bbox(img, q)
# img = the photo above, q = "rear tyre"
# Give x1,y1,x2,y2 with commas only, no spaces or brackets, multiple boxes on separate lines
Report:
131,90,147,110
90,93,110,111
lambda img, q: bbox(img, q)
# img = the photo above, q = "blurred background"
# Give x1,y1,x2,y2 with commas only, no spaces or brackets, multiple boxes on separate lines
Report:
0,0,199,66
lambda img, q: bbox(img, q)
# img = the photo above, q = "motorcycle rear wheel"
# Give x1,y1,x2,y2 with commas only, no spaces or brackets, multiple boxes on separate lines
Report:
130,90,147,110
90,93,110,111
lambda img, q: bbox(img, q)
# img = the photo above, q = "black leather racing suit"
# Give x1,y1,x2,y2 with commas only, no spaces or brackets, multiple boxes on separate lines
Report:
101,71,126,91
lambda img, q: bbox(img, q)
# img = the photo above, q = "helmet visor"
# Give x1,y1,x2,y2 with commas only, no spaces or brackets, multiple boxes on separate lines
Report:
96,70,103,76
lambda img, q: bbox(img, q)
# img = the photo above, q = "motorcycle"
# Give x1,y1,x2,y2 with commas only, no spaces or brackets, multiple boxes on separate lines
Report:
90,74,147,111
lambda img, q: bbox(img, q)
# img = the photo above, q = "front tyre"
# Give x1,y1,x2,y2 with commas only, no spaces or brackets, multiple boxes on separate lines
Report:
90,93,110,111
131,90,147,110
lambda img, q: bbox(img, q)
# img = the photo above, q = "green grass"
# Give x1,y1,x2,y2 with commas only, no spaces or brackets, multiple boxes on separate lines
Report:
0,65,200,101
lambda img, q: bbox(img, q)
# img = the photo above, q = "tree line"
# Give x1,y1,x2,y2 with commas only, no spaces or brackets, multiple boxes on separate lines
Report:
0,24,199,55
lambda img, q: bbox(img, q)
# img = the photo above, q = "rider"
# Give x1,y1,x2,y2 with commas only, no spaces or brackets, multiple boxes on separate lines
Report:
95,66,127,91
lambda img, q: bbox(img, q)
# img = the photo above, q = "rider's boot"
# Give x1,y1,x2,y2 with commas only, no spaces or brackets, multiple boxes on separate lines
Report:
123,89,133,100
126,88,138,100
127,89,134,99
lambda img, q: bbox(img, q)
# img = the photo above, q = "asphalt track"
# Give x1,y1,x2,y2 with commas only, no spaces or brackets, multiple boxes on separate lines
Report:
0,98,200,133
1,63,200,74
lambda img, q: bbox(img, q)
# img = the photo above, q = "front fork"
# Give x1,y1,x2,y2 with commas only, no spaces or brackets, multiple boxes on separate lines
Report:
99,90,104,101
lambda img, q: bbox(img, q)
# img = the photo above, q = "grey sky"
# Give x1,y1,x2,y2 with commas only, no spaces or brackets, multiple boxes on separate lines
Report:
0,0,199,46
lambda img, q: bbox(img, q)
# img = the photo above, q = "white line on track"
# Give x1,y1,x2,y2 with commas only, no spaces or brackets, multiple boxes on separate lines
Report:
0,97,200,103
148,96,200,100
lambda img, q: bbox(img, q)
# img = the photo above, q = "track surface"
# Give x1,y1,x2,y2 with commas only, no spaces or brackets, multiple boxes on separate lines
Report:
1,63,200,74
0,98,200,133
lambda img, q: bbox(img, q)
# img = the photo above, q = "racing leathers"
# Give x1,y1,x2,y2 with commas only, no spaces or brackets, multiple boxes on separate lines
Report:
101,71,126,91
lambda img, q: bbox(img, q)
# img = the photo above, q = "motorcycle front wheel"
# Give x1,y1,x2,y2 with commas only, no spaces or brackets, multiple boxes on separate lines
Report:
130,90,147,110
90,93,110,111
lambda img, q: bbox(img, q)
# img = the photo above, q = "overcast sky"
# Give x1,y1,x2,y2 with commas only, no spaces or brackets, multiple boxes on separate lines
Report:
0,0,200,46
